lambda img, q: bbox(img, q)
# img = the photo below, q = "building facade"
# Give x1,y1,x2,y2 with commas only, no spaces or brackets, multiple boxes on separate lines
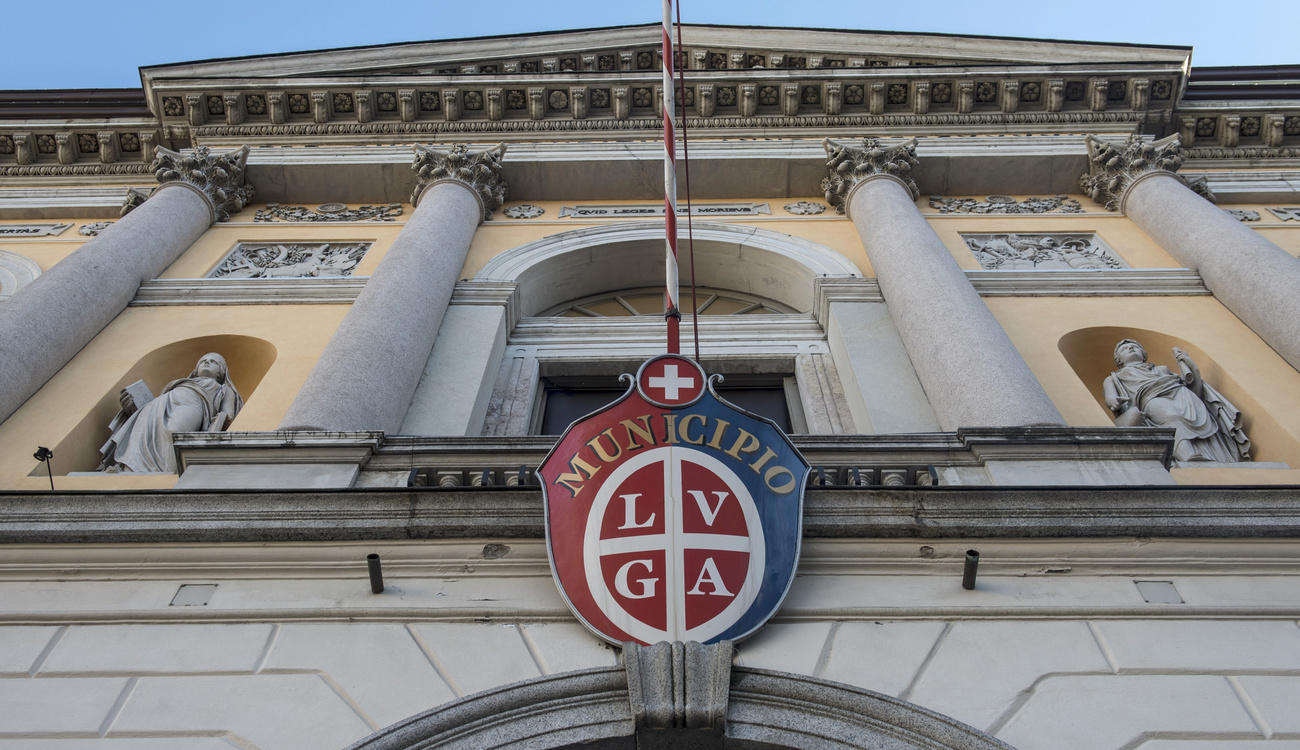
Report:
1,24,1300,749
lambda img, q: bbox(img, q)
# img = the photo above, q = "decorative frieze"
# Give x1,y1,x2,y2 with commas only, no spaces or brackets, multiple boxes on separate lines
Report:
1226,209,1259,222
0,223,72,237
411,142,508,220
821,137,920,213
784,201,826,215
503,204,544,219
210,242,370,278
928,195,1083,214
79,222,114,236
1080,134,1213,211
254,203,403,222
151,145,255,222
962,233,1125,270
557,202,770,218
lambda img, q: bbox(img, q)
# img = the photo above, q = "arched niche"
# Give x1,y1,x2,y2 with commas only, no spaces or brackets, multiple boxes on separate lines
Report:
1059,326,1297,464
475,221,861,316
37,335,277,474
347,665,1011,750
0,249,42,301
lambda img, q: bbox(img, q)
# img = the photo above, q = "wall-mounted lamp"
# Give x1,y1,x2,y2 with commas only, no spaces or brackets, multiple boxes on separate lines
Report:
32,446,54,491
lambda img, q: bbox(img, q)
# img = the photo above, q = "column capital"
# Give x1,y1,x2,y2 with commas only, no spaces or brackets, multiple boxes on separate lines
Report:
1080,134,1214,212
821,138,920,213
411,142,508,221
149,144,254,222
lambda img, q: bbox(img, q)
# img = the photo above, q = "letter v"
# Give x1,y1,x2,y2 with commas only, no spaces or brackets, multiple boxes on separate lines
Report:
686,490,729,526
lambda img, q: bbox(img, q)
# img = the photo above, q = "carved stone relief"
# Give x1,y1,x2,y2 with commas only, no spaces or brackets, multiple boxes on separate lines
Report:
962,233,1125,270
1226,209,1260,222
79,222,114,236
209,242,370,278
253,203,403,222
928,195,1083,214
783,201,826,215
503,204,545,219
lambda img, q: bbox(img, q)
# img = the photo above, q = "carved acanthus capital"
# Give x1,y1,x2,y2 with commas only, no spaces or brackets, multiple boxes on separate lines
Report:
411,142,508,220
821,138,920,213
150,144,254,222
1080,134,1214,212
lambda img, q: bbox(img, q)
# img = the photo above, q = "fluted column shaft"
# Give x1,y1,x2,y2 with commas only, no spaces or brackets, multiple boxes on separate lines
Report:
1124,173,1300,370
0,184,214,423
845,175,1064,430
280,182,484,433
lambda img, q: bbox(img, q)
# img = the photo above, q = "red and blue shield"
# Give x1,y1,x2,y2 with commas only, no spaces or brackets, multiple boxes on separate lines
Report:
539,354,809,646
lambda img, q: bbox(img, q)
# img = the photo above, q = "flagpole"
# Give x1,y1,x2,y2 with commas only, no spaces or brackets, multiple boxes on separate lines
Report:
661,0,681,355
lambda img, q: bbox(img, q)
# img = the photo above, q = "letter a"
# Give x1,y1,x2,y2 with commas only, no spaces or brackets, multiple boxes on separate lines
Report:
687,557,733,596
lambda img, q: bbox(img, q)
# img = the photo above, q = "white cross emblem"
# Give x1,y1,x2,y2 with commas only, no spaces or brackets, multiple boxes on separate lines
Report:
647,364,695,400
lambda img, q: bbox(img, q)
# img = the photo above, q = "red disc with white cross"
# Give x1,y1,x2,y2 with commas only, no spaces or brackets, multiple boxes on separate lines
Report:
583,446,765,644
636,354,706,408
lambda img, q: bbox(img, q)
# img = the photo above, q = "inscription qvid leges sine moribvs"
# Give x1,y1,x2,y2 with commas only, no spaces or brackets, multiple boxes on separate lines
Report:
210,242,371,278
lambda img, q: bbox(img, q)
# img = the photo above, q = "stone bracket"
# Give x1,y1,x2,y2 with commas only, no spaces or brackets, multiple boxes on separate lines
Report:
624,640,734,735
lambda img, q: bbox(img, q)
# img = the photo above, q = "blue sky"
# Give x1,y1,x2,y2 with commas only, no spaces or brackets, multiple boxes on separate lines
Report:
2,0,1293,89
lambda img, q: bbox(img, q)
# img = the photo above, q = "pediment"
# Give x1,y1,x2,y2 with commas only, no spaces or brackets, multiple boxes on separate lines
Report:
140,24,1192,85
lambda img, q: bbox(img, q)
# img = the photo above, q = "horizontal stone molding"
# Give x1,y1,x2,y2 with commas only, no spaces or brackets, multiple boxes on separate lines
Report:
966,268,1209,296
131,277,368,305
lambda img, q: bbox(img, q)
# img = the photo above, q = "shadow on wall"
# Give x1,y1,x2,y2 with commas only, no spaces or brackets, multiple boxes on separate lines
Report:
33,335,277,475
1059,326,1296,465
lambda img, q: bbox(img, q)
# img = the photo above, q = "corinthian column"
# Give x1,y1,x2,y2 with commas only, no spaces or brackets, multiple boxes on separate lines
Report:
823,138,1063,430
280,143,507,433
1082,134,1300,371
0,145,252,423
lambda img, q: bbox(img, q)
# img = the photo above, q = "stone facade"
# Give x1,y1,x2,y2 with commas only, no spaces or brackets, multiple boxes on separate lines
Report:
1,23,1300,750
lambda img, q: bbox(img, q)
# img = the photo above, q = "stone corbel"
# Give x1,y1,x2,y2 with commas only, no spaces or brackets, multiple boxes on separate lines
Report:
527,88,545,120
1131,79,1150,111
486,88,504,121
398,89,417,122
691,49,706,70
823,82,841,115
55,133,76,164
624,641,733,737
868,82,885,115
1263,114,1286,147
12,132,34,165
582,54,597,71
1219,115,1240,148
96,131,119,163
151,144,255,222
781,84,800,116
696,83,715,117
223,94,245,125
1179,116,1198,146
654,85,664,117
185,94,205,126
913,82,930,114
766,54,781,68
620,51,634,71
956,80,974,113
138,131,158,162
1046,79,1064,112
739,84,757,117
542,57,558,73
1089,79,1108,111
267,92,286,124
821,137,921,213
570,86,588,119
311,91,329,124
502,61,519,73
612,87,630,120
1001,80,1019,113
729,52,745,69
355,91,373,123
441,89,461,122
410,142,508,221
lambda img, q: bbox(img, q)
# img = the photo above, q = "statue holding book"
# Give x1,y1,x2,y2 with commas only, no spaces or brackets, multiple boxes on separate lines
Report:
97,352,242,473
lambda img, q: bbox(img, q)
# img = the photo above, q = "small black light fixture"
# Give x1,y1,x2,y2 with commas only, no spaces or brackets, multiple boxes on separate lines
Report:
962,549,980,590
32,446,54,491
367,553,384,594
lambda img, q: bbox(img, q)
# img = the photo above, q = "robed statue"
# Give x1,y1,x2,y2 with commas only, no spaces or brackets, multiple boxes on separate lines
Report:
1103,339,1250,463
98,352,243,473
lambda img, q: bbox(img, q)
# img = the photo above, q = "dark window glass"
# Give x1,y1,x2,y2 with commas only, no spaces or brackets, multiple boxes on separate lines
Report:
540,382,791,435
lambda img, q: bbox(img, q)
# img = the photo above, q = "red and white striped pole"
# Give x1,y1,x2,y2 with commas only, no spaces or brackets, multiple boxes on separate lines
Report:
661,0,681,355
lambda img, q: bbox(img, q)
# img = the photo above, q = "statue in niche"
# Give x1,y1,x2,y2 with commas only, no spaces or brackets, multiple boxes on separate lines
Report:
1103,339,1250,463
97,353,243,473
